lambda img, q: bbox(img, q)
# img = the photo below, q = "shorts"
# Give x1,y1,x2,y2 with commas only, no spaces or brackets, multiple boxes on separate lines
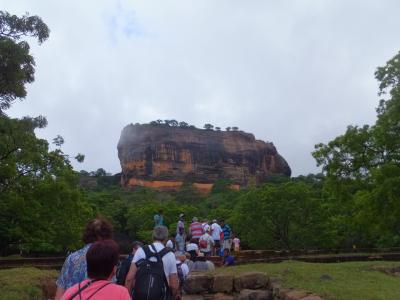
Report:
223,239,232,250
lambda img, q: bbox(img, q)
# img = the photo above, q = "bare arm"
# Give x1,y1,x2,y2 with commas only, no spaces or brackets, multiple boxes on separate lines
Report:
168,273,179,299
124,263,137,292
54,287,65,300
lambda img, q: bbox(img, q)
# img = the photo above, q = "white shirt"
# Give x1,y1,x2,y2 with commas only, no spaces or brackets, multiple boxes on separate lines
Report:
202,223,210,233
211,223,222,240
176,260,189,279
199,233,214,252
132,242,177,282
186,243,198,252
166,240,174,248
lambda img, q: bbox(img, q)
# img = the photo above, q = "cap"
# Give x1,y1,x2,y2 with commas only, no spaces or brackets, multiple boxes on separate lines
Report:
179,213,185,218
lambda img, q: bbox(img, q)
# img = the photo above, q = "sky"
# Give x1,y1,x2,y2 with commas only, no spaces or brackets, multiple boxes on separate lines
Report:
3,0,400,176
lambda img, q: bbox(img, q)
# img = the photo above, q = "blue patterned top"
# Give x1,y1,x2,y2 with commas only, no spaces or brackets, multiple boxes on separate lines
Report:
56,244,91,289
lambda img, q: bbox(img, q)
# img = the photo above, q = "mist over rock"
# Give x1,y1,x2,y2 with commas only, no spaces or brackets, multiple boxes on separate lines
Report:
117,123,291,192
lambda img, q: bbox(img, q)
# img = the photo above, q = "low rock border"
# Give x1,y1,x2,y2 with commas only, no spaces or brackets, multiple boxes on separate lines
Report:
183,271,323,300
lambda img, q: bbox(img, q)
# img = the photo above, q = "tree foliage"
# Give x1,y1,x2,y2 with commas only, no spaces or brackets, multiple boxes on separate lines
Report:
312,50,400,248
0,11,49,111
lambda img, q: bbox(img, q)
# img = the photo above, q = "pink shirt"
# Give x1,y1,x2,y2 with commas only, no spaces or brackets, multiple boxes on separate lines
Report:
60,279,131,300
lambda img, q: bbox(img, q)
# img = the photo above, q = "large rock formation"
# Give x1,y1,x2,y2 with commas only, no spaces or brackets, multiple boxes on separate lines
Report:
117,124,291,192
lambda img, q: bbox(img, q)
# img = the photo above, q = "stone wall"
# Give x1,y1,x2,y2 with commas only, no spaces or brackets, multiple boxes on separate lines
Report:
183,272,323,300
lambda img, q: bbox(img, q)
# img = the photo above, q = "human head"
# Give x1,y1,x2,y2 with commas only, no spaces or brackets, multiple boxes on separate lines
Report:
86,240,119,280
179,213,185,220
212,219,217,223
82,218,113,244
220,220,225,226
175,251,186,262
158,209,163,215
153,225,169,243
131,241,143,255
223,248,230,257
192,217,198,222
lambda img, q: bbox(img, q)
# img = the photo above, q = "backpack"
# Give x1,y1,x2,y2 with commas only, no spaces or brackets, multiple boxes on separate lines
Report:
176,262,185,290
116,254,133,285
133,244,172,300
199,238,208,249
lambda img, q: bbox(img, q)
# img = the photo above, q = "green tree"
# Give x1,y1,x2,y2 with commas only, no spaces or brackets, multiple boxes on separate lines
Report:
231,181,330,250
203,123,214,130
0,11,49,112
312,50,400,248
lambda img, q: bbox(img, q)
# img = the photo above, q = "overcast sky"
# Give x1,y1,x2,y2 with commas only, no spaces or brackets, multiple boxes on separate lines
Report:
4,0,400,176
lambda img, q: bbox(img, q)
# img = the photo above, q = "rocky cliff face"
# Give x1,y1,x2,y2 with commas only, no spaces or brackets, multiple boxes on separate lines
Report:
117,124,291,192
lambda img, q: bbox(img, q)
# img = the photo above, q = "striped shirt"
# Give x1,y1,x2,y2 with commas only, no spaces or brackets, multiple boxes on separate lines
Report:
190,222,203,239
222,224,231,240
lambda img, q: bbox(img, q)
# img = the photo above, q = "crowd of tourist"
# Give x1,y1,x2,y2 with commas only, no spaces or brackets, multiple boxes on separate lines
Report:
54,214,240,300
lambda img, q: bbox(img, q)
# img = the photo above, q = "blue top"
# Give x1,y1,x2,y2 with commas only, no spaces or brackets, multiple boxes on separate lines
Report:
56,244,91,289
175,233,185,252
223,255,235,266
154,214,164,227
222,224,231,240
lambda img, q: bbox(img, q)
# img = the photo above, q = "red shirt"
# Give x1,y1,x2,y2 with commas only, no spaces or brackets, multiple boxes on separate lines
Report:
190,222,203,239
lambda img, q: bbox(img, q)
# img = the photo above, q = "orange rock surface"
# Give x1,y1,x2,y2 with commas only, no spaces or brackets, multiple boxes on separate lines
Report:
118,124,291,191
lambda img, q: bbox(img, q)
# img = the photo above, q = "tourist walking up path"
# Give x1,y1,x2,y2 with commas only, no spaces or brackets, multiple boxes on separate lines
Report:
60,240,130,300
211,219,222,255
189,217,203,242
55,218,113,300
221,220,232,250
125,226,178,300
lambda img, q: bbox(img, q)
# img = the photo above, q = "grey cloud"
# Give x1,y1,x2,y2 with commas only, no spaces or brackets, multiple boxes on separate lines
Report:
4,0,400,175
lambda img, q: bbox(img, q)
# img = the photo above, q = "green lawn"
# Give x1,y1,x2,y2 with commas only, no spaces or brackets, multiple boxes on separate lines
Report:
0,267,57,300
217,260,400,300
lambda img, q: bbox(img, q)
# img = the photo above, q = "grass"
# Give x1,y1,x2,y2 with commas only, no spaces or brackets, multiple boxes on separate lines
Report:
217,260,400,300
0,267,58,300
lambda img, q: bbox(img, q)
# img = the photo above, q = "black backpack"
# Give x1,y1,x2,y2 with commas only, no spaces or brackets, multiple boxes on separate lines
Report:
133,244,172,300
116,254,133,285
176,262,185,290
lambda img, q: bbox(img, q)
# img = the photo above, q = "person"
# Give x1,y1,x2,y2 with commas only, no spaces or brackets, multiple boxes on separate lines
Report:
175,228,185,252
222,248,235,267
186,238,199,261
166,234,175,249
189,217,203,243
202,219,210,233
198,228,214,257
60,239,130,300
116,241,143,285
221,220,232,251
55,218,113,300
184,252,194,270
125,226,178,300
177,213,185,234
190,253,215,272
211,219,222,255
233,235,240,253
154,210,164,227
175,252,189,298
